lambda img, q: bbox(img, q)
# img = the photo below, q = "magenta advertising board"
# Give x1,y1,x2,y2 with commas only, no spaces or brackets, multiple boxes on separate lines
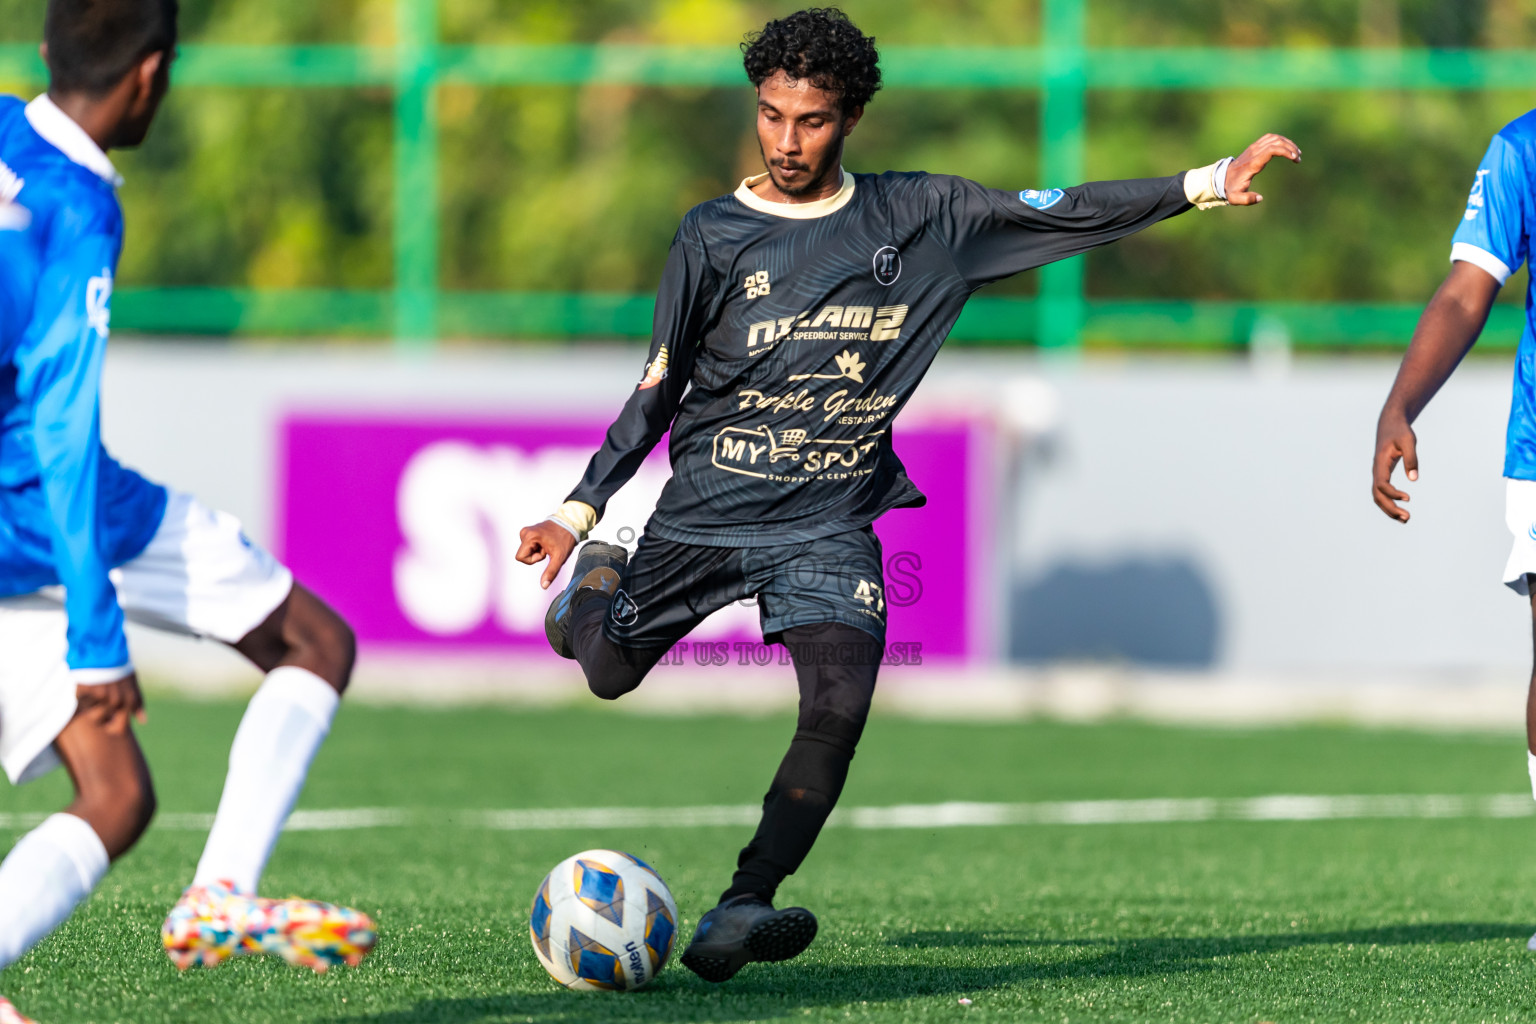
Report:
279,415,993,662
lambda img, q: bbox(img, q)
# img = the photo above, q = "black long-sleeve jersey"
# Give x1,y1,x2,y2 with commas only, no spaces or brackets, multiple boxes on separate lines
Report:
567,169,1194,546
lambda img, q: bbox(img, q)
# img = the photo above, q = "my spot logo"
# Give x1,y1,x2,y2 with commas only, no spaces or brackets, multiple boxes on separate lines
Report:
1020,188,1065,210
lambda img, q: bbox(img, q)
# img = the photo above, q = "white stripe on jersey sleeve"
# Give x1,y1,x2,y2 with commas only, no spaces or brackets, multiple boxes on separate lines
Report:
1451,241,1514,285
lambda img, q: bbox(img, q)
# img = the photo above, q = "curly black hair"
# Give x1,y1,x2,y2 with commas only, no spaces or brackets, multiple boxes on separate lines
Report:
45,0,178,96
741,8,881,115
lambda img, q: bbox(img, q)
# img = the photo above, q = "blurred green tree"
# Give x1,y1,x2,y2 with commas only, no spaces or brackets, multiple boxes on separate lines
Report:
0,0,1531,337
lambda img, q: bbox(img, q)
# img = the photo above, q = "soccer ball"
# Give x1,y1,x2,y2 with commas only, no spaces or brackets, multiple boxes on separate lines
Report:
529,849,679,991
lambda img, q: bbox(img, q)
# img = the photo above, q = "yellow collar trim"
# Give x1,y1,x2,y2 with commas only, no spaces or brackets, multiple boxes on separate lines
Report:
734,168,855,219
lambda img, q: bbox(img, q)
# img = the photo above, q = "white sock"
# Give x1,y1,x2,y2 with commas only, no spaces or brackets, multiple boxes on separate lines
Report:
192,667,340,894
0,813,109,969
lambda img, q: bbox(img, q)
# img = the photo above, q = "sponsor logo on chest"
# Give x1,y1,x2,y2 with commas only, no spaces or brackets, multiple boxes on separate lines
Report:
711,423,886,481
747,304,908,354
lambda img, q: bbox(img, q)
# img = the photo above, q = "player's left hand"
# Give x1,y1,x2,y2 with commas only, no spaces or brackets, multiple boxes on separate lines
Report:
1225,133,1302,206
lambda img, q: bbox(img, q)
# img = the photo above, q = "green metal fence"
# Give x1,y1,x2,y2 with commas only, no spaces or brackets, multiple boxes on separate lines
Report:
4,0,1534,349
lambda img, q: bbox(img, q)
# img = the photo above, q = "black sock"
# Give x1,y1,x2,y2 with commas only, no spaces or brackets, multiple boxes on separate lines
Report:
723,731,855,902
722,622,879,904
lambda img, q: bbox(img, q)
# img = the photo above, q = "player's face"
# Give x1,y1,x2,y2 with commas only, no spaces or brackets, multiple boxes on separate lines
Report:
754,70,861,198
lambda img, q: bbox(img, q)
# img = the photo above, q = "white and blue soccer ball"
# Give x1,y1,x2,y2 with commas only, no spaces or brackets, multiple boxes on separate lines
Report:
529,849,679,991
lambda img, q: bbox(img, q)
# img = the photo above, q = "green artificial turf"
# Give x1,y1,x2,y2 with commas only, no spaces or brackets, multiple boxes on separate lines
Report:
3,698,1536,1023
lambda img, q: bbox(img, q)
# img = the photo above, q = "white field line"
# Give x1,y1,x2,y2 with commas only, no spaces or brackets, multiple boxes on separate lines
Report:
0,794,1531,834
471,805,763,830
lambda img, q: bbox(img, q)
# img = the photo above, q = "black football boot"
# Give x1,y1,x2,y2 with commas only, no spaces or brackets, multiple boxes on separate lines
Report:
543,541,628,659
679,895,818,982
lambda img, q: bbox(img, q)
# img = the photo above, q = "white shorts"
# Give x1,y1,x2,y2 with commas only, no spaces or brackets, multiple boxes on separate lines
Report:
1504,479,1536,595
0,492,293,785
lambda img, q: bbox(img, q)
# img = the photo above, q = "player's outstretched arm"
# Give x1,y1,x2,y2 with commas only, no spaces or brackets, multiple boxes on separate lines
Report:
1372,260,1502,523
937,133,1300,289
1222,134,1303,206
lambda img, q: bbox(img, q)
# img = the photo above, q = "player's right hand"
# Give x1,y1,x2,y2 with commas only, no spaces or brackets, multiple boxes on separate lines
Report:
76,671,147,731
1224,132,1302,205
1372,412,1419,523
517,521,578,590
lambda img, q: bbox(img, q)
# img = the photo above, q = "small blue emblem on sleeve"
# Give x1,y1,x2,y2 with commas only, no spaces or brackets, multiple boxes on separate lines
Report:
1019,188,1065,210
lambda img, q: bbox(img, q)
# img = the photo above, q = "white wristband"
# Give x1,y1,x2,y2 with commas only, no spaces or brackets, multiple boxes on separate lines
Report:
1211,156,1234,201
546,500,597,542
1527,750,1536,801
1183,157,1236,210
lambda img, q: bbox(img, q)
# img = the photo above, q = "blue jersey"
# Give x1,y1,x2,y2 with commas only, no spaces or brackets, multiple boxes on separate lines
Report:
0,95,167,678
1451,110,1536,480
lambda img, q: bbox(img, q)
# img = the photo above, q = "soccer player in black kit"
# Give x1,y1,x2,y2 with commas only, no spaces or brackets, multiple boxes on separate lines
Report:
518,7,1299,983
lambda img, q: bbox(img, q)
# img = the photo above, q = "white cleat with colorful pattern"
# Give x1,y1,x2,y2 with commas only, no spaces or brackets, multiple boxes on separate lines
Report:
161,880,377,973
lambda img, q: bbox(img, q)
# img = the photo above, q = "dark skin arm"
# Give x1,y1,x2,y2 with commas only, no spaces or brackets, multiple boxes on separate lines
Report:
1371,260,1502,523
1369,261,1536,753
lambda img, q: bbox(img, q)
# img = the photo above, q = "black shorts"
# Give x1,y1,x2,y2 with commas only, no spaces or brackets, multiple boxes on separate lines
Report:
603,527,888,649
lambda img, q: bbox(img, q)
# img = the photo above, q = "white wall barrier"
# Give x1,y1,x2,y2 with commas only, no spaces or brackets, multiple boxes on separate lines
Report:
100,342,1530,715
